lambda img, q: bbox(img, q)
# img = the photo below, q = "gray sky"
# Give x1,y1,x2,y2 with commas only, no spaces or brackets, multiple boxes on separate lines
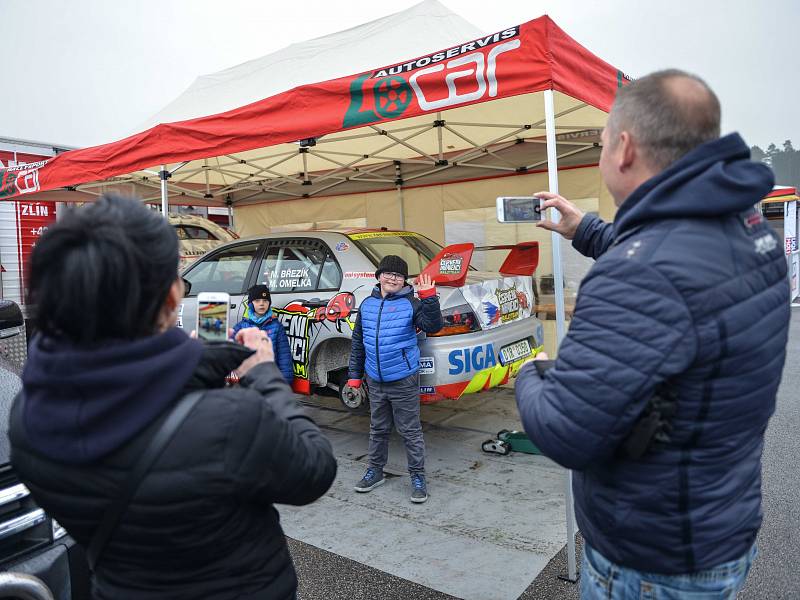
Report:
1,0,796,151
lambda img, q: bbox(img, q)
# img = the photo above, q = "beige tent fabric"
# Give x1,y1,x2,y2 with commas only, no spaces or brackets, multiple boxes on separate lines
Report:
235,165,606,241
234,188,403,235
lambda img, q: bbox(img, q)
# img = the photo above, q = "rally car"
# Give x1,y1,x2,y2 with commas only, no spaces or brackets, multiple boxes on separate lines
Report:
178,229,544,409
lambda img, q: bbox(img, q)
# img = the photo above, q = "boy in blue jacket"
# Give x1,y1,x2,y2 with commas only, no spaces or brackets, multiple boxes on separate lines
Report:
233,285,294,385
348,255,442,503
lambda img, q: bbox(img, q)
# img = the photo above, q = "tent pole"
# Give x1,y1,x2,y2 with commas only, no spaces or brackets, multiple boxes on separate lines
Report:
544,89,579,583
227,197,235,230
397,186,405,229
159,164,169,216
395,161,405,229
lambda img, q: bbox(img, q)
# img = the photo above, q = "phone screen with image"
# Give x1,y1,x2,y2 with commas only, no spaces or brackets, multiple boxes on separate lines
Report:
496,196,542,222
197,293,230,342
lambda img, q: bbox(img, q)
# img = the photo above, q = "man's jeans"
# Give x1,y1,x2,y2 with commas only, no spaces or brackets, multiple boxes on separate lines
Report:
581,542,756,599
366,373,425,474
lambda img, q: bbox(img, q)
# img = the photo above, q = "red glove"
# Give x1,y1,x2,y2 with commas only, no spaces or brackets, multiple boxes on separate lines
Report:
347,379,362,389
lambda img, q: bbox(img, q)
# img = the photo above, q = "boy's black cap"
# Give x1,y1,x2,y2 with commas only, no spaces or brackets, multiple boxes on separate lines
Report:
375,255,409,280
248,284,271,303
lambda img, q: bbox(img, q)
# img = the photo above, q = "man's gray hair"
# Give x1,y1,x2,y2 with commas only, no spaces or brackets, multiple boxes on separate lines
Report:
606,69,721,171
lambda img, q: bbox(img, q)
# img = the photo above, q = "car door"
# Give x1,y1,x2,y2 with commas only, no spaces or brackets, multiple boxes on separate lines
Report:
249,238,344,387
179,240,264,335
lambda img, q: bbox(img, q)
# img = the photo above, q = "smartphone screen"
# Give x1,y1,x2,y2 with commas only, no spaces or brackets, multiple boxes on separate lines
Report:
497,196,542,222
197,294,230,342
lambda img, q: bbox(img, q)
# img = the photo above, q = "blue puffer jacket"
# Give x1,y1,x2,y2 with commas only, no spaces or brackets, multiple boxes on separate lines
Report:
349,284,442,383
515,133,790,574
232,307,294,384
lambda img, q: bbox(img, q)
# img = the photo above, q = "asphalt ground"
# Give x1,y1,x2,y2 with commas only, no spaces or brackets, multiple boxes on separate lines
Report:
289,307,800,599
738,306,800,599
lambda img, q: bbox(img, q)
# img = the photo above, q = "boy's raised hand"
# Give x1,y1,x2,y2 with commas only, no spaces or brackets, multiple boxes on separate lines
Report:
416,273,435,293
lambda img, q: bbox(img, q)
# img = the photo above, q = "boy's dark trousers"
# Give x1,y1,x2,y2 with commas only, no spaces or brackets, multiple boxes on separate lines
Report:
365,373,425,474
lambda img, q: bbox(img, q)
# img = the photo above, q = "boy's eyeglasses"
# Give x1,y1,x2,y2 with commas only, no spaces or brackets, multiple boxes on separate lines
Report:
380,272,405,281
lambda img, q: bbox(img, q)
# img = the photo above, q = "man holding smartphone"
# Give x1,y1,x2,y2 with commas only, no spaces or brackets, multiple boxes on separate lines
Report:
514,70,790,598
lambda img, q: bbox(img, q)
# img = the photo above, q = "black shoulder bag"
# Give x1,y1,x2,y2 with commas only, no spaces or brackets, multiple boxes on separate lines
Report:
86,391,203,571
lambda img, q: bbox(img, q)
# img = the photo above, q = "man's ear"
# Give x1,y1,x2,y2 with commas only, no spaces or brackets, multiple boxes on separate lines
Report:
618,131,636,171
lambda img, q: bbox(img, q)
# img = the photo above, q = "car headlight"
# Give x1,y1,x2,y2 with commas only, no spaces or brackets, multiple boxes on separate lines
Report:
52,518,67,541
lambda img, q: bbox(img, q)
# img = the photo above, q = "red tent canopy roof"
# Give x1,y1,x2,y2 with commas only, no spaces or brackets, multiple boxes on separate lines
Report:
0,15,627,202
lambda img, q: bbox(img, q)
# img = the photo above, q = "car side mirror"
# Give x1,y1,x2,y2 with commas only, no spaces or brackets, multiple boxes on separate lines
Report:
182,277,192,297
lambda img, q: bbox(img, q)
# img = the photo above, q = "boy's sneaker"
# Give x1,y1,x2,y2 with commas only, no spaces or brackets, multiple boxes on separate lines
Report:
410,473,428,503
354,468,385,492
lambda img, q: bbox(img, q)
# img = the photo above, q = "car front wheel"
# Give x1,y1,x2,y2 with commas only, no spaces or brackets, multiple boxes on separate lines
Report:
334,370,369,412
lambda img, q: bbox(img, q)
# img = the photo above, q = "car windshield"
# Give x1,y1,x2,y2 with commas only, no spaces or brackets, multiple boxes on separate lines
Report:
348,233,447,276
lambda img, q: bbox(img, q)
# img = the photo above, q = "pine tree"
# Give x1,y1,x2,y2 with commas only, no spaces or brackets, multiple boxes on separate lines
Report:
765,143,779,166
770,139,800,190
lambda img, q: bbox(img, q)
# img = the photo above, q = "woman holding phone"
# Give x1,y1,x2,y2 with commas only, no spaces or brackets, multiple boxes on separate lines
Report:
8,195,336,600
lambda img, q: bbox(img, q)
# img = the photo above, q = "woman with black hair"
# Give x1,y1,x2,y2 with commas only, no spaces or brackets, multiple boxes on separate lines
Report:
8,195,336,600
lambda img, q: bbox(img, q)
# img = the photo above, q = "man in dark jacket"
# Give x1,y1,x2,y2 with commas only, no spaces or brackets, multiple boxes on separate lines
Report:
515,70,790,598
9,195,337,600
347,255,442,503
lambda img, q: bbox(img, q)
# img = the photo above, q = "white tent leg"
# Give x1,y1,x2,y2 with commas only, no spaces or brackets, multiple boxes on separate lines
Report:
159,164,169,216
227,201,235,230
544,89,579,583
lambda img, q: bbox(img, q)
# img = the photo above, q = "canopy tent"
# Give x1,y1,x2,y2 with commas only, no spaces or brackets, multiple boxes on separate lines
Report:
0,1,624,213
761,186,799,204
0,1,632,580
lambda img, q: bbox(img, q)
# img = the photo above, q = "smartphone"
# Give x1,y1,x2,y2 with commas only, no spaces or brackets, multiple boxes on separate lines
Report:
496,196,542,222
196,292,230,342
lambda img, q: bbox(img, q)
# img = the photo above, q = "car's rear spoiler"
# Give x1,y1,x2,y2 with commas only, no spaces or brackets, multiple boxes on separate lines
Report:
419,241,539,287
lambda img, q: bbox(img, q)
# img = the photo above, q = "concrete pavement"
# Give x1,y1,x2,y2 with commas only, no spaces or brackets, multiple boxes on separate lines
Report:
280,388,570,600
739,307,800,599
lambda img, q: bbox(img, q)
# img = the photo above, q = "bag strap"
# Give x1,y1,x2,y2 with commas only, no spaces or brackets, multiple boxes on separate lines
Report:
86,391,204,571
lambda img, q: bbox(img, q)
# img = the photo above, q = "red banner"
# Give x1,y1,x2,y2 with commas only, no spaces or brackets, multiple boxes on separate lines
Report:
0,16,626,201
0,150,56,302
15,201,56,303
